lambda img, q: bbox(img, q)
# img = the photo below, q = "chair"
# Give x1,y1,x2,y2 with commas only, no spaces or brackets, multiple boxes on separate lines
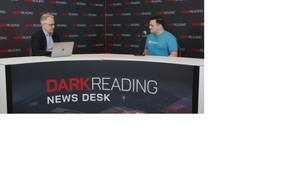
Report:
177,45,182,57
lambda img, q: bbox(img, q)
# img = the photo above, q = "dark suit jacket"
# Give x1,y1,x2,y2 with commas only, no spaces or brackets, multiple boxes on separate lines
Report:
31,29,60,56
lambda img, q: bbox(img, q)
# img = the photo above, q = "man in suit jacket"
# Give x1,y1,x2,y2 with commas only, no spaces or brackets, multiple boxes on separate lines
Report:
31,14,60,56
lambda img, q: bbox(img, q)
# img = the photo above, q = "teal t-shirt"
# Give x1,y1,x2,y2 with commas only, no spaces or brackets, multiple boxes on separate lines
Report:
145,31,177,56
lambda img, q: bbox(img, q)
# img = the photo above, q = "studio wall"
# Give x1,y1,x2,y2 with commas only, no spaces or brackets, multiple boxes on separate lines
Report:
0,0,106,58
0,0,204,59
106,0,204,58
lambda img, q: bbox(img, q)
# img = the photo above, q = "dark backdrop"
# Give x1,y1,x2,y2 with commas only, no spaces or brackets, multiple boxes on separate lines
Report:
0,0,203,58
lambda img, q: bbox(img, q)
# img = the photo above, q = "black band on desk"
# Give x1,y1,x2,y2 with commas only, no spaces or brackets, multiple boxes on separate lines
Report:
5,65,13,113
192,66,200,113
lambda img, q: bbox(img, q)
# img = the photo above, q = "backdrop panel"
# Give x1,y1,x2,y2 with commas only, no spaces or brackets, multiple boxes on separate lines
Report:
106,0,204,58
0,0,106,58
1,0,203,58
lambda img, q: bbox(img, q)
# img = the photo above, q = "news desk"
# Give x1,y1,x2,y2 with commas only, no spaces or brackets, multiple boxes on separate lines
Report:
0,54,204,114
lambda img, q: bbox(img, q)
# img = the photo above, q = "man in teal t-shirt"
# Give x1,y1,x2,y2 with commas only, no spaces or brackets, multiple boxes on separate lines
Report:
143,16,178,57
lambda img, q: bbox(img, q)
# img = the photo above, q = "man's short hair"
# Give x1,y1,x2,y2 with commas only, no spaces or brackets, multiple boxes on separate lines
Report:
150,16,165,28
40,14,54,24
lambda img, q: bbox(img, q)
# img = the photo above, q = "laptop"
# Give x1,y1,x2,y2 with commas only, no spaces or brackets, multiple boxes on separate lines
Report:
50,42,74,57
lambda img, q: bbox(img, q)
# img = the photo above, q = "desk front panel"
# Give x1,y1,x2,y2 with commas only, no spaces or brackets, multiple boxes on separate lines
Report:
6,60,200,113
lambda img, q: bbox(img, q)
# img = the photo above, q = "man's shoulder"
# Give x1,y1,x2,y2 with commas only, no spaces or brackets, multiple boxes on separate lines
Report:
163,31,176,37
32,29,43,38
52,32,60,37
147,33,155,38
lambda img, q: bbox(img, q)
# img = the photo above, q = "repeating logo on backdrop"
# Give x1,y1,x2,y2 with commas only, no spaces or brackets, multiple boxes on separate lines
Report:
24,0,44,3
101,33,113,37
101,14,113,17
49,1,67,5
108,3,121,6
39,12,57,16
125,44,139,48
70,2,86,6
136,12,152,15
125,23,140,27
145,0,162,3
125,1,141,5
83,34,97,37
55,24,67,27
182,9,204,13
74,44,87,48
63,34,79,38
14,36,31,40
191,48,204,52
117,13,131,16
108,43,121,47
0,36,8,40
25,24,41,27
71,24,86,27
12,11,34,15
90,24,104,27
117,34,131,37
0,49,21,53
166,23,186,27
108,24,122,27
83,13,97,17
90,44,104,47
181,35,202,39
62,13,78,16
0,23,20,27
90,3,103,7
157,11,175,15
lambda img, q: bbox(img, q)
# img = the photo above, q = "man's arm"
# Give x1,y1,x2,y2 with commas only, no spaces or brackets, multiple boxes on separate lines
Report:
31,34,51,56
167,33,178,57
143,49,148,55
169,51,177,57
53,33,61,42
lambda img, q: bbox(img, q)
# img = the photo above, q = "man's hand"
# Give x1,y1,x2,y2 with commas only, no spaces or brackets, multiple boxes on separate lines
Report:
143,49,148,55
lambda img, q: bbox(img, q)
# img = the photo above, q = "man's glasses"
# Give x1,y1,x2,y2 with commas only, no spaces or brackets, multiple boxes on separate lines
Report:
44,23,55,27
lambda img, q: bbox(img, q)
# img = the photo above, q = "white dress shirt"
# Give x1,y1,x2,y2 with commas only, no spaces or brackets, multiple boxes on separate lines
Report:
42,29,54,52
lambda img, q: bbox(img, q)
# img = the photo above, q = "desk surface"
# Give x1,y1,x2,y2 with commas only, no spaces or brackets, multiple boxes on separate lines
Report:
0,54,204,66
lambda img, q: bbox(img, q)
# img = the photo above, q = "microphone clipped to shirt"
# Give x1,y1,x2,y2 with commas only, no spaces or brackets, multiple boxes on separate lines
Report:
138,31,147,37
